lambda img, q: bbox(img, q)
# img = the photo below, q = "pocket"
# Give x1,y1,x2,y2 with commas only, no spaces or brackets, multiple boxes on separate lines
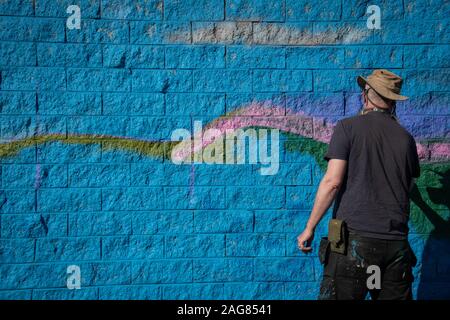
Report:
319,237,330,265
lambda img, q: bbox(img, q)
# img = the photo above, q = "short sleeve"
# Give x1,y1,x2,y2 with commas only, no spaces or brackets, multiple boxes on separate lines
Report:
409,137,421,178
324,121,351,161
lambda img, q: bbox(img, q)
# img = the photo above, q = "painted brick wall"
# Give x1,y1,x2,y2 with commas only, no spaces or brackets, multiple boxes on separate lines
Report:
0,0,449,300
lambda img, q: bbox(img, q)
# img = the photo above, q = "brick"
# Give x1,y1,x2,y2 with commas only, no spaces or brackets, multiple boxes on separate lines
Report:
35,116,67,136
165,0,224,21
192,22,252,44
32,288,98,300
35,237,100,262
401,69,445,95
286,0,341,21
344,46,403,68
226,0,285,21
193,258,253,282
82,262,132,286
0,92,36,115
101,0,162,20
0,290,32,300
404,45,450,68
1,67,66,91
132,69,192,92
163,284,224,299
67,19,129,44
1,214,67,238
38,188,101,212
252,162,313,186
190,165,255,186
102,187,164,211
435,18,449,44
3,164,67,188
253,22,314,45
226,233,285,256
165,234,225,258
253,70,312,92
128,116,191,140
67,116,130,137
164,186,225,209
67,68,131,92
69,212,132,236
37,142,101,164
313,22,372,45
226,186,285,209
35,0,100,18
255,210,310,232
130,163,165,186
254,257,314,281
194,210,253,233
193,69,252,92
285,281,320,300
130,21,191,44
101,146,164,163
0,190,35,213
38,92,101,115
102,236,164,260
99,285,161,300
0,42,36,66
226,93,286,114
132,260,192,284
166,45,225,68
68,164,130,187
286,186,317,209
103,45,164,68
166,93,225,116
103,93,164,115
313,70,361,92
1,116,35,140
0,0,34,15
0,17,64,42
373,21,435,44
0,239,35,263
286,47,344,69
130,212,159,235
404,0,449,20
155,211,194,234
37,44,102,67
227,46,285,68
286,93,344,116
343,0,403,20
224,282,284,299
0,264,67,289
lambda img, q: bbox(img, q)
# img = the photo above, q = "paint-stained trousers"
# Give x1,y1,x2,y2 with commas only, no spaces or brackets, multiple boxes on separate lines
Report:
319,232,417,300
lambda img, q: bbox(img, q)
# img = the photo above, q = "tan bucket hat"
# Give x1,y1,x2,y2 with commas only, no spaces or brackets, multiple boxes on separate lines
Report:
357,69,408,101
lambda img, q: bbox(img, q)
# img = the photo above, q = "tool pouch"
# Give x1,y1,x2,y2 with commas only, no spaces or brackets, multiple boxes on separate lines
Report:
318,237,330,265
328,219,348,255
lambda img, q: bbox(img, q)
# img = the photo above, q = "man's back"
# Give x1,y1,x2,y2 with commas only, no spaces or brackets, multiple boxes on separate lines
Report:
325,111,421,240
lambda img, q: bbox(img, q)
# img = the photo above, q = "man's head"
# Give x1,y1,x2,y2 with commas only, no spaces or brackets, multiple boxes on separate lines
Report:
357,69,408,112
362,84,395,110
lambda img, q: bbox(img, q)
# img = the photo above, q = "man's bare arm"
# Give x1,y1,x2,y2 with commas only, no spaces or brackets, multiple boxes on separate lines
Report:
297,159,347,252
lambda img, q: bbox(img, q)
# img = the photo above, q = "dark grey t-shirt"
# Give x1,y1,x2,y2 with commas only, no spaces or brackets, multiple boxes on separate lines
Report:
324,111,421,240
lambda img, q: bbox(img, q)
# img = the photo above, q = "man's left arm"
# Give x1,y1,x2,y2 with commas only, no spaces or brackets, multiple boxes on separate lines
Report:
297,159,347,253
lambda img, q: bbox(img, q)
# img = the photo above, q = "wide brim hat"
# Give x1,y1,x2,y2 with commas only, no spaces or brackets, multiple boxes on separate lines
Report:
357,69,408,101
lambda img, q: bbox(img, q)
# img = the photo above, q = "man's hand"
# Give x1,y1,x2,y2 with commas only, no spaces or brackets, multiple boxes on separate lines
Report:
297,228,315,253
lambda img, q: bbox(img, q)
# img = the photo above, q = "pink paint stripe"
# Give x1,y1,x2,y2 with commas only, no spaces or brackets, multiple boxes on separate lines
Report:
173,102,449,164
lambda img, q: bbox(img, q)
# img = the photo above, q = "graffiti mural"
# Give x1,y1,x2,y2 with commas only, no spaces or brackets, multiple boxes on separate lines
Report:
0,0,449,299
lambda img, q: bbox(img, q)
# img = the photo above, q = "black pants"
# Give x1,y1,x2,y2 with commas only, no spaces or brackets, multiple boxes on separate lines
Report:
319,232,417,300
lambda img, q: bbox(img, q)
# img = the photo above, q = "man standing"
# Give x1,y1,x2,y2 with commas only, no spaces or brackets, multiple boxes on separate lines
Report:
297,69,421,300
